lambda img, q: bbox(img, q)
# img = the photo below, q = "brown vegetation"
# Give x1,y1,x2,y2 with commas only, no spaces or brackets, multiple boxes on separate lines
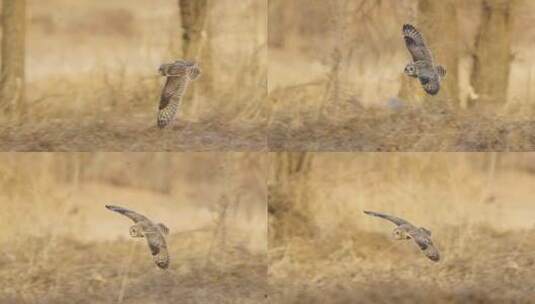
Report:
0,153,267,303
0,0,266,151
1,0,26,115
268,0,535,151
269,153,535,302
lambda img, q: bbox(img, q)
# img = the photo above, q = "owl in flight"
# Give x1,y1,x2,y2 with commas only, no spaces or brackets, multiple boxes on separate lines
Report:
106,204,170,269
363,210,440,262
402,24,446,95
157,60,201,128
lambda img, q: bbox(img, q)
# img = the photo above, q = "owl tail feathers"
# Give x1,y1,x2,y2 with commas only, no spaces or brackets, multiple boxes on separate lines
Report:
157,223,170,235
436,65,446,79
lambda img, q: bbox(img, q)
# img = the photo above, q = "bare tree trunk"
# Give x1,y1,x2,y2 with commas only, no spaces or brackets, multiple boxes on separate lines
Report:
1,0,26,117
268,152,315,246
470,0,512,108
178,0,212,121
179,0,208,59
399,0,459,106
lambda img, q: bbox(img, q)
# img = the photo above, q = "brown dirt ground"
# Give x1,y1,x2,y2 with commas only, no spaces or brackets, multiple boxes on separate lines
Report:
269,105,535,152
0,118,266,151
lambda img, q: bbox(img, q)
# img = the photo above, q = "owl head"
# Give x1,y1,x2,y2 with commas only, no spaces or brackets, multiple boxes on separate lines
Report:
129,225,144,238
404,63,418,78
158,60,201,80
392,227,409,240
158,63,172,76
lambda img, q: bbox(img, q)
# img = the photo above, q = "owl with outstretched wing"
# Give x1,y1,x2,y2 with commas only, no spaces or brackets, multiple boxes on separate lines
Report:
364,210,440,262
402,24,446,95
157,60,201,128
106,204,170,269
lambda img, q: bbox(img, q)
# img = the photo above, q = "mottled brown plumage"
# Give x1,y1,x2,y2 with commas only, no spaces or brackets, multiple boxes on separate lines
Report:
106,204,170,269
364,210,440,262
402,24,446,95
157,60,200,128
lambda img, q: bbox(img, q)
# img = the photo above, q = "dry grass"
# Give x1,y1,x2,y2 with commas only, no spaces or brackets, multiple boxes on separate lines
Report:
268,153,535,303
269,228,534,304
268,0,535,151
0,0,266,151
269,96,535,151
1,233,266,304
0,119,266,151
0,153,267,303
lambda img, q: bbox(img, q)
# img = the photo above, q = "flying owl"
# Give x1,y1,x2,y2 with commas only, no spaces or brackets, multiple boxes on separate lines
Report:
157,60,201,128
105,204,170,269
363,210,440,262
402,24,446,95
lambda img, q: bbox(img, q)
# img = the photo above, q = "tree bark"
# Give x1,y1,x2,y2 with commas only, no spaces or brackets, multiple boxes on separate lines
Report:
268,152,315,246
399,0,459,106
470,0,512,108
178,0,209,59
177,0,212,121
1,0,26,116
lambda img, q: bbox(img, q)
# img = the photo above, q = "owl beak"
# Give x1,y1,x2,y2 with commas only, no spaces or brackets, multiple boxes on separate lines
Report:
158,65,168,76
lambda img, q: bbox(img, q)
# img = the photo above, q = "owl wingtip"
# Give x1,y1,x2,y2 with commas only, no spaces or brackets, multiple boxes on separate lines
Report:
105,204,122,211
429,254,440,262
363,210,376,216
155,260,170,269
156,116,169,128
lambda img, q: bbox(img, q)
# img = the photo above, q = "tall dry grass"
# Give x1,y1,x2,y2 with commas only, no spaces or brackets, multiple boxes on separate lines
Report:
269,153,535,303
268,0,535,151
0,0,267,151
0,152,267,303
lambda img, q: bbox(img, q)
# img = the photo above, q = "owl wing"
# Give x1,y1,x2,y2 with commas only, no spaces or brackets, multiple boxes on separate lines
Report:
157,75,189,128
105,205,151,223
408,231,440,262
403,24,433,63
145,231,169,269
363,210,411,226
159,75,188,110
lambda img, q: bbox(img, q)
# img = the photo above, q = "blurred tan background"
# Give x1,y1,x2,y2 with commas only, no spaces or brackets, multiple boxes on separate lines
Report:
0,0,267,151
0,152,267,303
268,0,535,151
269,152,535,303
